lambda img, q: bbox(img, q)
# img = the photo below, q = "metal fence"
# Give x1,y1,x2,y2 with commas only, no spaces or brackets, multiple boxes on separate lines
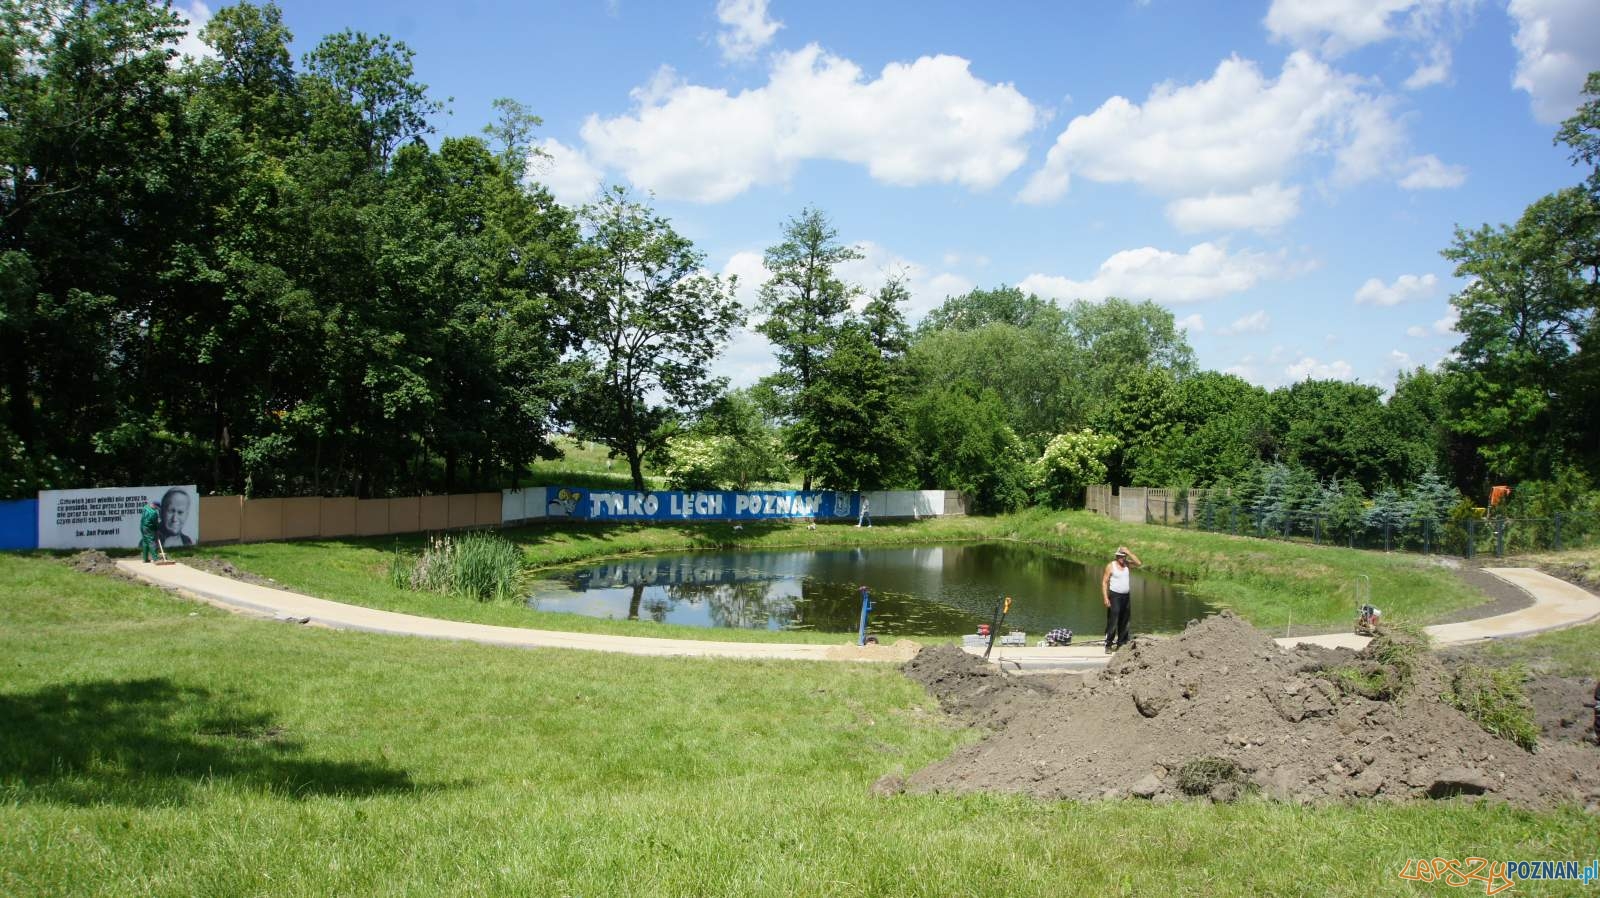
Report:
1157,499,1600,559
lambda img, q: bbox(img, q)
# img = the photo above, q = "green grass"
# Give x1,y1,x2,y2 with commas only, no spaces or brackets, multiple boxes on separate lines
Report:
3,554,1596,897
1444,665,1541,752
179,509,1486,642
1448,619,1600,679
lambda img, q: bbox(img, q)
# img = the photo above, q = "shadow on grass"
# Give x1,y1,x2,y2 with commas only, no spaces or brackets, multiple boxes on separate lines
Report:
0,678,420,806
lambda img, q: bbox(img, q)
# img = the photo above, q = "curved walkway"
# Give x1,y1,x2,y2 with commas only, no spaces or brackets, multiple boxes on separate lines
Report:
115,560,1599,670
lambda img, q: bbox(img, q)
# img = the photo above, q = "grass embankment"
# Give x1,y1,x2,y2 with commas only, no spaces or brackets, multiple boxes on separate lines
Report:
3,554,1594,897
191,509,1478,640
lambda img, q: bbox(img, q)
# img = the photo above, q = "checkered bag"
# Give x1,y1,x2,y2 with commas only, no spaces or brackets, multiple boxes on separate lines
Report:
1045,627,1073,647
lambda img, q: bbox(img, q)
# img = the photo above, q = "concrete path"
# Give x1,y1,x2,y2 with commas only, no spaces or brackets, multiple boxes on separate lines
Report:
113,559,916,664
116,560,1598,670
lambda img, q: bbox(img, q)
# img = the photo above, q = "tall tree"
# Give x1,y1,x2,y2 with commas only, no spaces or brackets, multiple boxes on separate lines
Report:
755,207,860,489
785,322,914,491
565,188,741,490
1440,187,1598,482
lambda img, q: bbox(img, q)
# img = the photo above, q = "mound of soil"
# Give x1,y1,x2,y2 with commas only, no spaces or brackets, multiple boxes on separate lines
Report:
64,550,129,578
903,612,1600,810
1523,675,1599,745
902,644,1061,729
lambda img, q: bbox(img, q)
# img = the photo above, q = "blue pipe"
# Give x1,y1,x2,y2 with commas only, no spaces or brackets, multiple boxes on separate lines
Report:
857,586,872,646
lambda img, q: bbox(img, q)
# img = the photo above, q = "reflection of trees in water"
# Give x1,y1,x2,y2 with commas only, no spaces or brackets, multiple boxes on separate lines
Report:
664,579,796,629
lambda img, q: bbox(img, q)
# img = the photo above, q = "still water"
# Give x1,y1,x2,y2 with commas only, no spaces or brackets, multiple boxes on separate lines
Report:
526,542,1210,637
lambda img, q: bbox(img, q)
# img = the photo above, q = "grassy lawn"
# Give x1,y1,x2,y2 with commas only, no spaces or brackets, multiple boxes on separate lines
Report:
1447,619,1600,678
3,554,1595,897
187,509,1481,640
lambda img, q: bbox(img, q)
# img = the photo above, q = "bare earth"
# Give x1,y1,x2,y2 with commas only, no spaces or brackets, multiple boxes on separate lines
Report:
900,612,1599,811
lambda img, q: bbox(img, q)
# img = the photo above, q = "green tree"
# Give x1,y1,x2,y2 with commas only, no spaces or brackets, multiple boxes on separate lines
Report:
657,388,787,490
565,188,741,491
1271,379,1408,490
755,207,861,489
1063,297,1196,422
1440,187,1598,483
785,323,914,490
907,387,1031,513
917,285,1061,333
302,29,442,171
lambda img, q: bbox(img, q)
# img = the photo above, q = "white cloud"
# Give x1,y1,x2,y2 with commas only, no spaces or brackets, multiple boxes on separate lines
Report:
1354,272,1438,305
1018,242,1290,304
1264,1,1477,86
1380,349,1416,384
708,326,781,387
1399,154,1467,189
838,241,975,320
1432,305,1460,334
722,250,770,309
1403,42,1454,89
1177,313,1206,334
1285,355,1355,381
1218,310,1270,335
581,44,1040,202
1265,0,1416,56
1406,324,1429,337
1509,0,1600,124
1167,183,1302,233
715,0,783,63
1017,52,1427,227
531,139,606,207
173,1,216,64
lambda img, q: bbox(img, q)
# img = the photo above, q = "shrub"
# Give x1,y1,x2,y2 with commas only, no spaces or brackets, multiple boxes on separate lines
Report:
1444,665,1539,752
1032,428,1118,509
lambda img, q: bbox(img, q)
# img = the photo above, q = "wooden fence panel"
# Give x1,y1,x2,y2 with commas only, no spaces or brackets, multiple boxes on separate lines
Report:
419,496,448,531
320,497,357,538
474,492,500,527
199,495,242,543
356,499,389,536
241,498,284,543
282,498,320,539
446,494,476,529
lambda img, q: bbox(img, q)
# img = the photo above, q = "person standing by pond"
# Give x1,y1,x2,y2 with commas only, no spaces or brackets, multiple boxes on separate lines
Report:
1101,545,1142,653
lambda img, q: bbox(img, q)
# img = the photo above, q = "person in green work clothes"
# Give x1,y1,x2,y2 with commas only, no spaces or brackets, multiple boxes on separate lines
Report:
139,499,161,562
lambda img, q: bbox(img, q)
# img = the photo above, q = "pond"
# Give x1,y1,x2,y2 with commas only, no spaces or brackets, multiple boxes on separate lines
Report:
525,542,1211,638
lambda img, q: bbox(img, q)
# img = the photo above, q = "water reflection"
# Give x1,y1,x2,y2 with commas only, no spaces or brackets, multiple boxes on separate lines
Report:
528,543,1210,637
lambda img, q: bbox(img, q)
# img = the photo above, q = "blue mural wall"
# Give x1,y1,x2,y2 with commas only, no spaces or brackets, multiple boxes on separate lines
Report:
0,499,39,550
542,487,858,522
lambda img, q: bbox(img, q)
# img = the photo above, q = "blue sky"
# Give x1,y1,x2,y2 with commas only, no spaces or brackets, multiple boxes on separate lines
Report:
177,0,1600,391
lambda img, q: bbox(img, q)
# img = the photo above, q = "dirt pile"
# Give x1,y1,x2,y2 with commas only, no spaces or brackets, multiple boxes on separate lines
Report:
902,644,1059,729
903,612,1600,810
65,550,128,578
183,557,280,588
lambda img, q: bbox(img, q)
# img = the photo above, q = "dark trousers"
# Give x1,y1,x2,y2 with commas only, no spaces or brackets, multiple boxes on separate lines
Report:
1106,591,1131,648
